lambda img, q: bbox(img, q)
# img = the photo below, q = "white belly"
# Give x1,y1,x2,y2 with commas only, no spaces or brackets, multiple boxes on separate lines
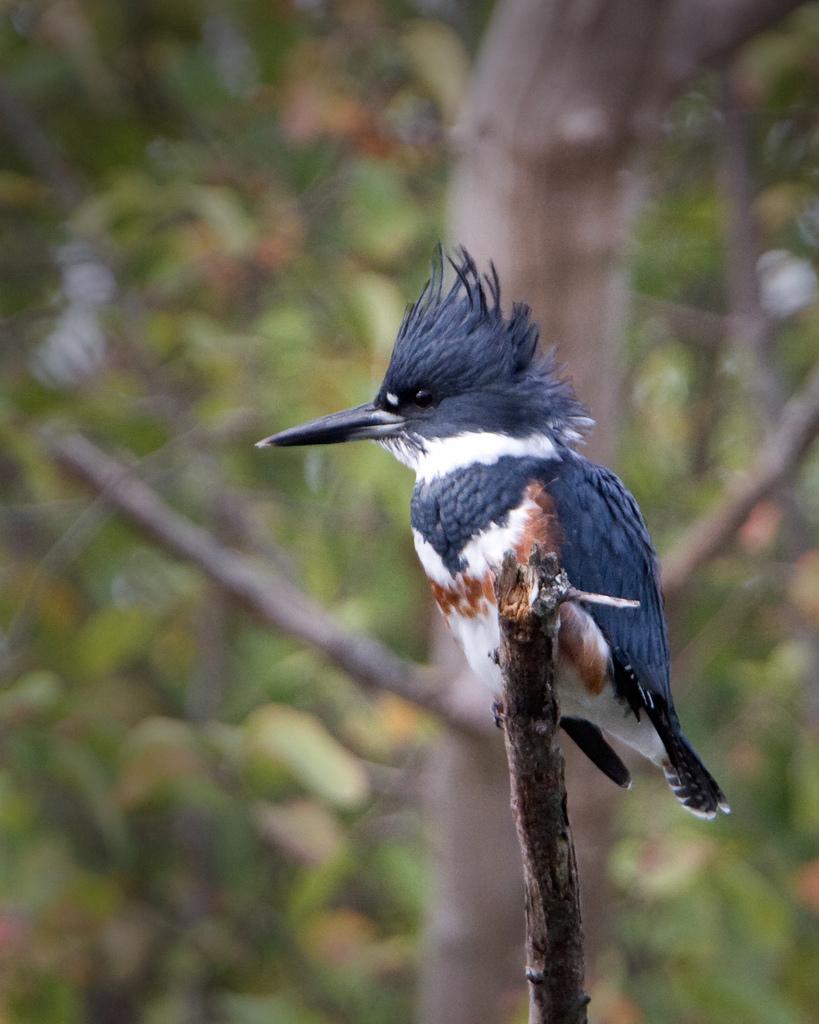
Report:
447,603,597,705
447,603,665,765
449,604,504,692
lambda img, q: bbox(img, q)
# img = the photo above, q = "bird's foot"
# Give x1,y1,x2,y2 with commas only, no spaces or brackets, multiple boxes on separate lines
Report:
491,700,506,729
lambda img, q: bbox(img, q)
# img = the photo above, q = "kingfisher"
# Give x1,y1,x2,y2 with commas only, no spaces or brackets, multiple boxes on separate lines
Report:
257,249,730,819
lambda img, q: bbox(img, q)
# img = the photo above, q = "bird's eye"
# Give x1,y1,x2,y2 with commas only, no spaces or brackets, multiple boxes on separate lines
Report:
414,389,433,408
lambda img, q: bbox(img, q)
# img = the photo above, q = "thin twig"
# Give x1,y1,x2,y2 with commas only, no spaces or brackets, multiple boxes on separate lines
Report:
566,588,640,610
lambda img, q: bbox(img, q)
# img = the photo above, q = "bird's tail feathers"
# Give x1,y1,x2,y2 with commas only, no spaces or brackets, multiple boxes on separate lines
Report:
662,731,730,820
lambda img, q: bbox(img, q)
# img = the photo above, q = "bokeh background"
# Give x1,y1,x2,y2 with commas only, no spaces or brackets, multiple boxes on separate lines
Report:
2,2,819,1022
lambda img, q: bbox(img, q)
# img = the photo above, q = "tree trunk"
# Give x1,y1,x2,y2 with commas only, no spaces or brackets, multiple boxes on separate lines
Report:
419,2,804,1021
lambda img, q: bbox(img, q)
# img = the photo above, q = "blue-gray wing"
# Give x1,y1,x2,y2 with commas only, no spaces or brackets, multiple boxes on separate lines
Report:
541,454,671,707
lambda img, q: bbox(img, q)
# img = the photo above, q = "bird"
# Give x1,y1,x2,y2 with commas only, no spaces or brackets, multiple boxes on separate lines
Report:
257,248,730,819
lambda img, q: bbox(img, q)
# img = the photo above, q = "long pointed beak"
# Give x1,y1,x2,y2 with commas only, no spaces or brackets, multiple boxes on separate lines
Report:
256,402,405,448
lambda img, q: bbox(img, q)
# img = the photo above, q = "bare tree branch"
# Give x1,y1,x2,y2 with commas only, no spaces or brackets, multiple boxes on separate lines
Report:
496,549,587,1024
46,432,491,737
662,358,819,598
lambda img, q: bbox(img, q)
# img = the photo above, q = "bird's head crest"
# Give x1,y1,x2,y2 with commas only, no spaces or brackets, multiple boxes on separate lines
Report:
376,246,592,445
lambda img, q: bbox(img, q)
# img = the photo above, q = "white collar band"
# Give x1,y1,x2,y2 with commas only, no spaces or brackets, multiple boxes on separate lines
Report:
402,431,560,482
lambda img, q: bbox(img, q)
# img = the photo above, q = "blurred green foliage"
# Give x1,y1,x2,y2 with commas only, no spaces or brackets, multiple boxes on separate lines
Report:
0,2,818,1023
0,2,453,1020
